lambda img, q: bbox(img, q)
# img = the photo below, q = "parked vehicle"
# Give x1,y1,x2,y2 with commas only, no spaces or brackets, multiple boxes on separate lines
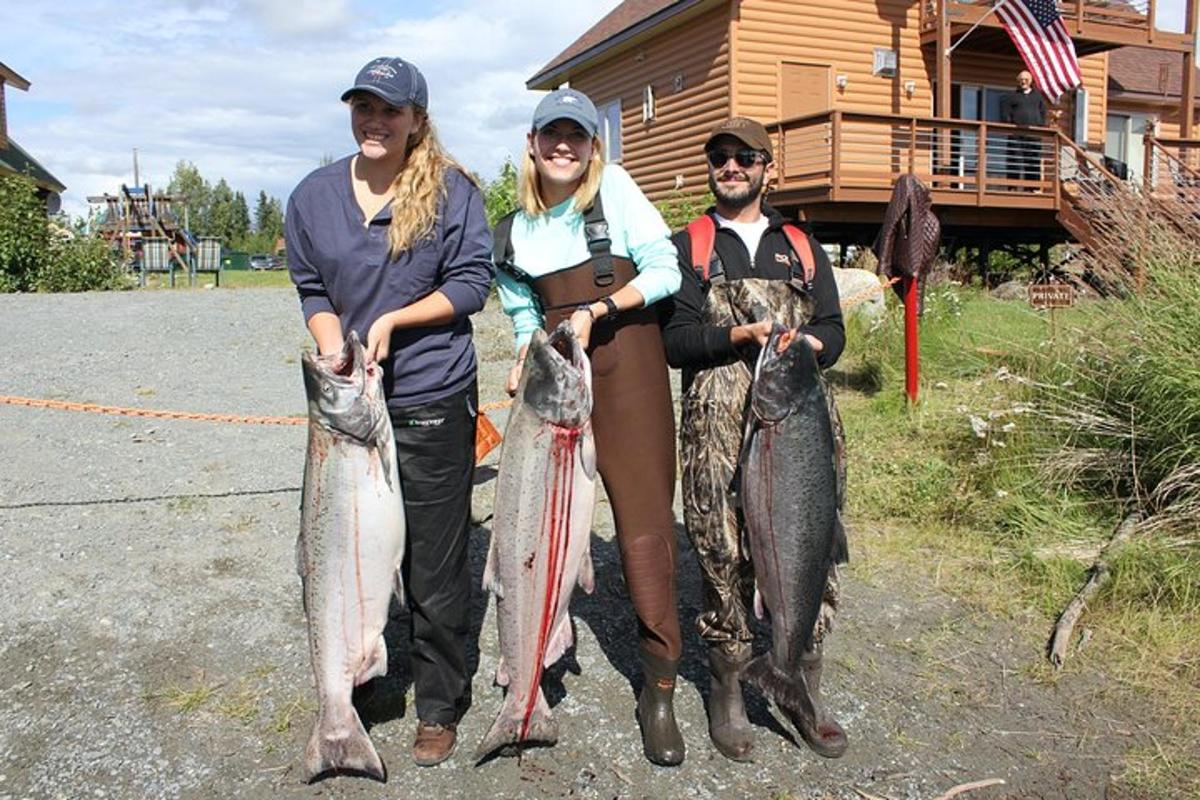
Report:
250,254,282,270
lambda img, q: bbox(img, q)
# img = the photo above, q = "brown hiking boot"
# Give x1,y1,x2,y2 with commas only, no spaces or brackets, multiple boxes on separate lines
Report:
782,645,848,759
636,651,685,767
707,645,754,762
412,721,457,767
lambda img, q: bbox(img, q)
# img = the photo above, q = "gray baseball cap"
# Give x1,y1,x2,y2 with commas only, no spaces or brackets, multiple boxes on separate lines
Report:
532,88,599,137
341,57,428,108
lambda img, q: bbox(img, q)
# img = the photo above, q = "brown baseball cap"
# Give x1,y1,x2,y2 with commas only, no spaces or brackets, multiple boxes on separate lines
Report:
705,117,773,161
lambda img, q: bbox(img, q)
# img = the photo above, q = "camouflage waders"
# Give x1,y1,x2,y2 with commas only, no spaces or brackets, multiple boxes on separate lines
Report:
679,278,847,661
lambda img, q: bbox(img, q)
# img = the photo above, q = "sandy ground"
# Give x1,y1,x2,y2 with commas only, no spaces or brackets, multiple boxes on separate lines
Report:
0,289,1149,800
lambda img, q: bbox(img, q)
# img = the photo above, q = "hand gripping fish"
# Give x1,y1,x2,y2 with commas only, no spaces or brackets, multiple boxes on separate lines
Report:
477,321,597,761
296,332,405,782
740,326,846,726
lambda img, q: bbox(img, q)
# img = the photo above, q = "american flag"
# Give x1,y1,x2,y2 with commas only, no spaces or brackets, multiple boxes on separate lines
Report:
995,0,1082,103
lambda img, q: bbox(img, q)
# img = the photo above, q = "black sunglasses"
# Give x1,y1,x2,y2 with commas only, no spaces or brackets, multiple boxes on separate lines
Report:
706,148,768,169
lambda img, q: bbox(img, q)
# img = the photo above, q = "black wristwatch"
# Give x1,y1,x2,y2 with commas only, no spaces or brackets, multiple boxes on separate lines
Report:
601,296,619,320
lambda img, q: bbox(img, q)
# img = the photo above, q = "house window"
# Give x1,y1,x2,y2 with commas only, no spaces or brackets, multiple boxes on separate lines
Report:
598,99,622,162
642,85,655,123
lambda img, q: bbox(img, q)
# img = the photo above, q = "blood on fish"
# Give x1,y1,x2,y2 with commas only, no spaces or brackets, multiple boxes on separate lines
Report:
519,425,580,742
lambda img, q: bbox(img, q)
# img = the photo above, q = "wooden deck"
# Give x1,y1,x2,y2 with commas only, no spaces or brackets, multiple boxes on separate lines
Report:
920,0,1193,53
763,109,1200,261
767,110,1064,232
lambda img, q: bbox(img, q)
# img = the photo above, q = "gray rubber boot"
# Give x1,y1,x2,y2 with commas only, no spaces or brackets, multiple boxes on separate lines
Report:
707,645,754,762
635,651,685,767
784,644,848,759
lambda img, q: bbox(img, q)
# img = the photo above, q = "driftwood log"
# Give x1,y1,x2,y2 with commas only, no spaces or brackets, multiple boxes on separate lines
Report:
1047,512,1141,670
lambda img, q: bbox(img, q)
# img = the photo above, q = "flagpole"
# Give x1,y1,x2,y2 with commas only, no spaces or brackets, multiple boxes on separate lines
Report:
946,0,1015,56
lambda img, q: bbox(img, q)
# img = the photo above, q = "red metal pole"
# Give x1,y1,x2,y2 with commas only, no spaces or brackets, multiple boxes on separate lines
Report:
904,275,919,404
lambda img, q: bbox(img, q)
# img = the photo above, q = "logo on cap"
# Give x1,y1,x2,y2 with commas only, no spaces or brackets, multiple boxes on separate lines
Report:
560,95,580,105
367,63,398,80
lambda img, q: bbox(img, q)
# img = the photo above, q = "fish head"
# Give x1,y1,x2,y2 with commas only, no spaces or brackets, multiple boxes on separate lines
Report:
518,321,592,427
751,325,821,423
301,331,386,441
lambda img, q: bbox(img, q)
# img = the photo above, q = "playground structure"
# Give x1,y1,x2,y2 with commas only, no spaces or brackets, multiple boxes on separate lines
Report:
86,185,221,287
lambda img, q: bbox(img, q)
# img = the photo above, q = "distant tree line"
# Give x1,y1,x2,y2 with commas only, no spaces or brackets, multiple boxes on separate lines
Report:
165,161,284,254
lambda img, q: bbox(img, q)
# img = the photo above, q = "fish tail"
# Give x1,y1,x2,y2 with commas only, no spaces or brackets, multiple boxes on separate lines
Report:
302,706,385,783
474,689,557,763
744,654,816,723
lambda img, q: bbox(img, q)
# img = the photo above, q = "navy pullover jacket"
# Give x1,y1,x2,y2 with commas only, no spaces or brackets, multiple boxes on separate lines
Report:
286,157,494,408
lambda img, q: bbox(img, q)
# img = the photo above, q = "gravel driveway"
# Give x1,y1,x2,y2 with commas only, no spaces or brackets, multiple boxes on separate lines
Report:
0,289,1148,800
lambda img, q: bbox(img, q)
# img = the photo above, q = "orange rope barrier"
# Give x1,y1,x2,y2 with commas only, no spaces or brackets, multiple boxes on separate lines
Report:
0,394,514,427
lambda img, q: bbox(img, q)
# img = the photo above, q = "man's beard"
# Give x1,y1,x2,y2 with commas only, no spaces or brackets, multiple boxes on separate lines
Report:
709,170,764,211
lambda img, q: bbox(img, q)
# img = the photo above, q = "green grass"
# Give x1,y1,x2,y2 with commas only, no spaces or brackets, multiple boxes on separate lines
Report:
138,269,293,290
838,281,1200,799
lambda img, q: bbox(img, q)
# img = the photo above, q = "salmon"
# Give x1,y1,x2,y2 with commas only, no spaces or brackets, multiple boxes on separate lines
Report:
740,326,844,723
296,332,405,782
476,321,597,761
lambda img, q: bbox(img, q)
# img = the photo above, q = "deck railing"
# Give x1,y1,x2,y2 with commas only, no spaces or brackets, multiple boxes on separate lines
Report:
920,0,1153,34
1142,136,1200,238
770,110,1059,205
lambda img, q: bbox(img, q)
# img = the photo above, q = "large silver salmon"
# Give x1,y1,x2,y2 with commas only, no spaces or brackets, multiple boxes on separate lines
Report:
476,321,597,761
740,326,845,720
296,332,405,782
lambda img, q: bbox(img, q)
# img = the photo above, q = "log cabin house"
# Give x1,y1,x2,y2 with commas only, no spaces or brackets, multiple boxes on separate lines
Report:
528,0,1200,265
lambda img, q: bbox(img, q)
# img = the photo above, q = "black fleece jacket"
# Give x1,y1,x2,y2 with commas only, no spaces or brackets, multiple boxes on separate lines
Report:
659,204,845,393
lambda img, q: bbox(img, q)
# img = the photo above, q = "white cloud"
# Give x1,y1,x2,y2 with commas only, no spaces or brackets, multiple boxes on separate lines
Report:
2,0,617,218
240,0,351,37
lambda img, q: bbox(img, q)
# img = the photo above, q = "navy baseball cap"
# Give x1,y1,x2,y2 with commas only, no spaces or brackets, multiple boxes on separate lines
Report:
341,57,428,108
532,88,599,137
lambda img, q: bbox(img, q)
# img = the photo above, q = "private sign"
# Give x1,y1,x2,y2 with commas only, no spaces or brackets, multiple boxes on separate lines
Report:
1029,283,1076,309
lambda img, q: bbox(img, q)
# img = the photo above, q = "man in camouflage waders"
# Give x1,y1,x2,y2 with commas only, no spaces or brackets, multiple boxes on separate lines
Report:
660,117,849,762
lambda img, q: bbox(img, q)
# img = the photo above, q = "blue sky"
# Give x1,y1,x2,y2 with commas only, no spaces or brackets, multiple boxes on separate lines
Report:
1,0,618,218
2,0,1194,220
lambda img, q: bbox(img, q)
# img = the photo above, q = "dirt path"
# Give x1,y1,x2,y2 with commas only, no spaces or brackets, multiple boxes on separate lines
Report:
0,290,1147,800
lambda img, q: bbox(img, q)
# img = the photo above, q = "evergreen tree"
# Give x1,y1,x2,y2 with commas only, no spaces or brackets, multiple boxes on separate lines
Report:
254,191,284,250
232,191,251,246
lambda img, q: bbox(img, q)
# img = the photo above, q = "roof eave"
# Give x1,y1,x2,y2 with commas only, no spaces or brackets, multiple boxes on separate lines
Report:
0,62,31,91
527,0,723,90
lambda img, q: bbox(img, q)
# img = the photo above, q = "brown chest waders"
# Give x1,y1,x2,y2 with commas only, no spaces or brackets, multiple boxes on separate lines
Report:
495,206,683,664
679,277,846,661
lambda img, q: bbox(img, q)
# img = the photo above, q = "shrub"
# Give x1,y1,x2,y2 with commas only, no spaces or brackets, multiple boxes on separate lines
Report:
37,228,130,292
0,173,51,292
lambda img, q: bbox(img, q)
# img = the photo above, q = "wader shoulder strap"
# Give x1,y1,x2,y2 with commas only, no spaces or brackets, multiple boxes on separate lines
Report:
492,210,536,284
582,195,614,287
781,223,816,289
685,213,725,285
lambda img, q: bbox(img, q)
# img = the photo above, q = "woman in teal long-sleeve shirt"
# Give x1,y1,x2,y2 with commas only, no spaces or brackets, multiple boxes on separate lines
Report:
492,88,687,767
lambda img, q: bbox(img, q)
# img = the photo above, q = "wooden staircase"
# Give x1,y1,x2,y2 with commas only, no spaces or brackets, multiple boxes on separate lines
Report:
1053,133,1199,287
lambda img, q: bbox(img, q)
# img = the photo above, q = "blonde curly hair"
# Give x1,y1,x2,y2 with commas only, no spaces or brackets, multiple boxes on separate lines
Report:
386,108,477,259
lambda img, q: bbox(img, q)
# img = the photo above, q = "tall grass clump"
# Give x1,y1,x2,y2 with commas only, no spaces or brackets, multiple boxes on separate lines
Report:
1020,197,1200,549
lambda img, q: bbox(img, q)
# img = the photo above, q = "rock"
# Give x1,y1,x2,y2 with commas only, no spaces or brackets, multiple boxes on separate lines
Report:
833,267,887,321
991,280,1029,301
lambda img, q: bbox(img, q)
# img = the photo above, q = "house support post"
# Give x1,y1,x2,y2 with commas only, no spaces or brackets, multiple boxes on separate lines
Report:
1184,0,1198,138
936,0,953,187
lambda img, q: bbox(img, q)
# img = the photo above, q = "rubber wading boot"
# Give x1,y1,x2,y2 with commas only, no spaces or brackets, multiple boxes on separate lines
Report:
783,645,848,758
707,645,754,762
635,651,685,766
